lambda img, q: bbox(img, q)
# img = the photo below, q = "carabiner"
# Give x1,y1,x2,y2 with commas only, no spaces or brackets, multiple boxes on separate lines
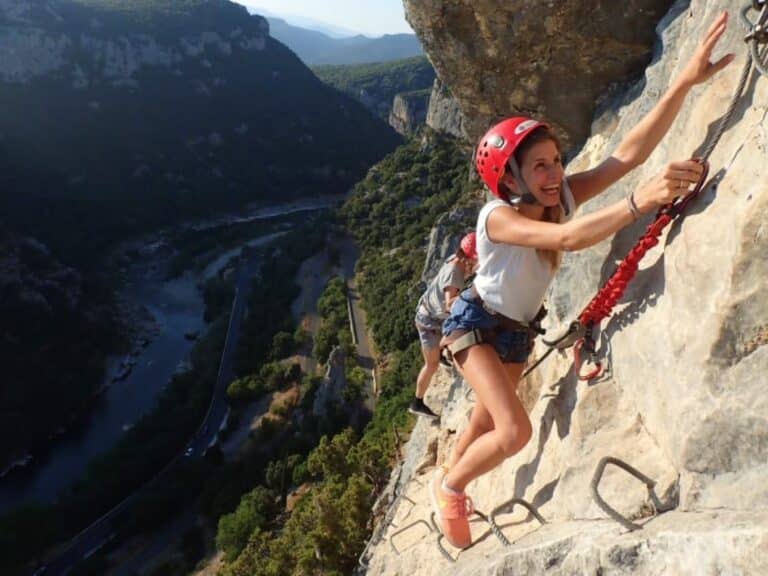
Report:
573,338,603,381
542,320,585,350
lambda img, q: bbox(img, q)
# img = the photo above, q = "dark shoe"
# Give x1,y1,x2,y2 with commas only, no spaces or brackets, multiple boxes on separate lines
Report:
408,398,439,420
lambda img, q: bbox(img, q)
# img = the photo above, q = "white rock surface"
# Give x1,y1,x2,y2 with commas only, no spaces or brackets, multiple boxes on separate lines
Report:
362,1,768,574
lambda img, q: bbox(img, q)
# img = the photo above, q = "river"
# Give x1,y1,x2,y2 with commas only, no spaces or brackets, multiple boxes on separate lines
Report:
0,196,342,513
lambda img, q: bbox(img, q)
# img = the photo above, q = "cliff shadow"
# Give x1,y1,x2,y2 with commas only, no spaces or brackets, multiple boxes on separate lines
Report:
510,364,580,509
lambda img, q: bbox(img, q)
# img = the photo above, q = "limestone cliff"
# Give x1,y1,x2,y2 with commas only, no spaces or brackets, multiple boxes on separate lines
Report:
389,89,430,135
426,78,466,139
403,0,675,147
362,1,768,574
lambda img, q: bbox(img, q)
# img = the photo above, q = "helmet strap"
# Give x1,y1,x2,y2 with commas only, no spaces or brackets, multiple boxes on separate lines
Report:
505,158,539,206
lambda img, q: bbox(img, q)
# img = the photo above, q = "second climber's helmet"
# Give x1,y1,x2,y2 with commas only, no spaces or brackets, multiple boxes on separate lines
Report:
475,117,548,200
459,232,477,260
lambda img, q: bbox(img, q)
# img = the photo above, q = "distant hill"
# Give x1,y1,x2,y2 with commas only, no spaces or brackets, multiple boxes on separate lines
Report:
313,57,435,128
0,0,400,476
263,15,423,65
0,0,401,264
245,6,361,38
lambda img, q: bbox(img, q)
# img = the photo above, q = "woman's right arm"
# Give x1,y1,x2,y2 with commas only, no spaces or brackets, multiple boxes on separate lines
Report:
488,159,704,251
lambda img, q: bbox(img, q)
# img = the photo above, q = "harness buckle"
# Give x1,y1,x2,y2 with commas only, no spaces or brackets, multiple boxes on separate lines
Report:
440,328,485,365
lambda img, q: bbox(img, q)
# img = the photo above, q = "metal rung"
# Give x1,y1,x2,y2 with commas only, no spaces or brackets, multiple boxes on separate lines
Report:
590,456,677,532
389,495,416,528
488,497,547,547
430,510,491,563
389,519,434,555
358,537,374,569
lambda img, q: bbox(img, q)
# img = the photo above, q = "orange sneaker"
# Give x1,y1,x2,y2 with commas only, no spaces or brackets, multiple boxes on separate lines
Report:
429,468,474,549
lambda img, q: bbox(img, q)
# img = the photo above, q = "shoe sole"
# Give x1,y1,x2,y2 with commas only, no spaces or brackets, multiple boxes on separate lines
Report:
407,407,440,421
429,469,445,536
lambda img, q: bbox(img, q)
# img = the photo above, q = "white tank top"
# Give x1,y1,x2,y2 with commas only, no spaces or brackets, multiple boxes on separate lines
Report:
474,179,576,322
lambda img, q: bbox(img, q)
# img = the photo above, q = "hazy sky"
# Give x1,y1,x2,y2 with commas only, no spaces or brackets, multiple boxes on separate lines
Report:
233,1,413,36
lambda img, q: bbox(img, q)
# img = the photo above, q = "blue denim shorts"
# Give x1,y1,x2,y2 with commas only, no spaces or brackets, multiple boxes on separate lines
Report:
442,289,532,364
414,306,443,350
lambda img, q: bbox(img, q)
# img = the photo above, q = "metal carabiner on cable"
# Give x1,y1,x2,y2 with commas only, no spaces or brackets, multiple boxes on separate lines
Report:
573,339,603,381
572,323,604,381
743,1,768,43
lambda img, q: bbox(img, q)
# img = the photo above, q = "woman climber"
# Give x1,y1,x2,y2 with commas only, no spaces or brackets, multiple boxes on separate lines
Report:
410,232,478,420
431,11,735,549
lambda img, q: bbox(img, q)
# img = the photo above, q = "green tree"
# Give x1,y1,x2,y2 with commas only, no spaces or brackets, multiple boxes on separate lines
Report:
216,486,278,561
307,429,357,481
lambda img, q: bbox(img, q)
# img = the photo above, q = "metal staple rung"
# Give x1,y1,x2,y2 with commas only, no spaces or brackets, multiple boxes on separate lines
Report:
488,497,547,547
590,456,676,532
358,538,373,569
430,510,490,563
389,518,434,556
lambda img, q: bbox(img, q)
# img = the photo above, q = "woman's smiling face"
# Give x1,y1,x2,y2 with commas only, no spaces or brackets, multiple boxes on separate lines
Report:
518,139,564,206
501,138,564,207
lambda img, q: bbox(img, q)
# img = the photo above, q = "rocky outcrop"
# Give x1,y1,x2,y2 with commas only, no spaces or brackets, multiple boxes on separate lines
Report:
389,89,430,135
420,206,478,284
0,0,268,85
363,1,768,574
313,346,347,418
403,0,675,146
426,78,466,139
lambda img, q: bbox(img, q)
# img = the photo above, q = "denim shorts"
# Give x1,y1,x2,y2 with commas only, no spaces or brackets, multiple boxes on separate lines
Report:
442,289,533,364
414,306,443,350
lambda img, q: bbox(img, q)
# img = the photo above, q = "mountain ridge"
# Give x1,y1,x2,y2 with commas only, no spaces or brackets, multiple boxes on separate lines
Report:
262,14,423,65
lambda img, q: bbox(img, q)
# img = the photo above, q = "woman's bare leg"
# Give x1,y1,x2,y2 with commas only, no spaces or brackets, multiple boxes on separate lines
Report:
443,344,531,492
447,400,493,470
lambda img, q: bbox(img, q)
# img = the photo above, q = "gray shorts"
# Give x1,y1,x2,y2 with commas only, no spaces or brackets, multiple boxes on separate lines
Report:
415,307,444,350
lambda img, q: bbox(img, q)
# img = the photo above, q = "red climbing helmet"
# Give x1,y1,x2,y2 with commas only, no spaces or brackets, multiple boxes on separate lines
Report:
459,232,477,260
475,116,549,200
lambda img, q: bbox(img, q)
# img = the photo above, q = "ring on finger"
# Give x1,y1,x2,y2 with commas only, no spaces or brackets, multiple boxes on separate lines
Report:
679,179,685,189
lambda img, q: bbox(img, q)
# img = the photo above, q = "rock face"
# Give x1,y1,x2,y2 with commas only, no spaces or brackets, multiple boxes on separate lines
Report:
426,78,466,139
420,206,478,284
389,89,430,135
403,0,675,146
313,346,347,418
362,1,768,574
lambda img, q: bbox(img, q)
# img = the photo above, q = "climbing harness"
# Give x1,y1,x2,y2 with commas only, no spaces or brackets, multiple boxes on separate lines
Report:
440,287,546,365
523,1,768,381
